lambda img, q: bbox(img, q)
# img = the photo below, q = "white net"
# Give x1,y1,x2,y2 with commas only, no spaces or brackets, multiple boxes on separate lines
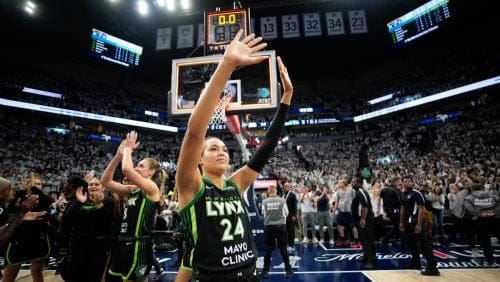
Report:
209,93,232,125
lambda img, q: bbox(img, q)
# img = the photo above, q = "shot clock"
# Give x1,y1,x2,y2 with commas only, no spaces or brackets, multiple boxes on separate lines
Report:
205,8,250,54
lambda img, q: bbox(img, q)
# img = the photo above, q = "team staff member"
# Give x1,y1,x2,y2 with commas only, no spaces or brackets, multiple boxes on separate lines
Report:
351,177,376,269
61,175,116,282
261,185,293,278
283,181,297,251
174,30,293,282
399,175,440,276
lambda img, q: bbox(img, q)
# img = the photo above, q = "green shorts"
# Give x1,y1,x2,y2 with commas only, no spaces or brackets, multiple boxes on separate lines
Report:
108,238,153,280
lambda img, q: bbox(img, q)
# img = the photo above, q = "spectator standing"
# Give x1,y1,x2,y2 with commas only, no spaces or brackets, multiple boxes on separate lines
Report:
370,183,385,242
463,183,499,265
430,183,445,245
300,186,318,244
333,179,359,247
450,177,476,253
447,183,461,241
315,184,334,245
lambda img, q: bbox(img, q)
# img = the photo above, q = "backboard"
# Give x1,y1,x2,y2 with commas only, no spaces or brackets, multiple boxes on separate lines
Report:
169,50,279,116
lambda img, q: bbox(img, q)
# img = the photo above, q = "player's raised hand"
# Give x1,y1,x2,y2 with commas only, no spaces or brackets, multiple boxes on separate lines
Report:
124,131,140,152
223,30,267,68
277,56,293,105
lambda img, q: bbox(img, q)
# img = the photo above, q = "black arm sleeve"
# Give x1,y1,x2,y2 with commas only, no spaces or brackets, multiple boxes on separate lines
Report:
247,103,289,172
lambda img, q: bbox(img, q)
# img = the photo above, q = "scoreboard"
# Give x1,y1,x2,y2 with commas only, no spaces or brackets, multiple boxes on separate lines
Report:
89,28,143,68
387,0,451,47
205,8,250,54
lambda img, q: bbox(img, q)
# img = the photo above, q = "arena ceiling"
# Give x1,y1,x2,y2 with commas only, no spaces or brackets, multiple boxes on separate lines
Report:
1,0,497,85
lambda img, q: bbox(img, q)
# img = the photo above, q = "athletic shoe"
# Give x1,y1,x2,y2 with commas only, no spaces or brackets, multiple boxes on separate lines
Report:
287,246,295,252
312,237,319,244
335,241,348,247
421,268,440,276
364,262,376,270
302,237,309,244
350,242,362,248
329,240,334,245
319,239,325,244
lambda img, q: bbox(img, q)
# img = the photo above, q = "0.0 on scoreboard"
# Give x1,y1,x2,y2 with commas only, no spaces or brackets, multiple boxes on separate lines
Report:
205,8,249,53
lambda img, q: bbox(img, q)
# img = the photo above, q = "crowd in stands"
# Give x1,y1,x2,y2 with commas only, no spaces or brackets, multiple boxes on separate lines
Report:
279,95,499,189
2,48,499,201
1,97,498,247
1,45,498,128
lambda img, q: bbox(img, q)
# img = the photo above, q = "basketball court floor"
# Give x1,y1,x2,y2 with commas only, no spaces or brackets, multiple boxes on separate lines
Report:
153,240,500,281
5,240,499,281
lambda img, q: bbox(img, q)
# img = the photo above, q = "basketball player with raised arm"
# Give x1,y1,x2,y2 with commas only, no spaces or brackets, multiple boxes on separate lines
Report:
175,30,293,281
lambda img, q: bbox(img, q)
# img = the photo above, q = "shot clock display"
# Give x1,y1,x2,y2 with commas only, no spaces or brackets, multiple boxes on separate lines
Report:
205,8,250,54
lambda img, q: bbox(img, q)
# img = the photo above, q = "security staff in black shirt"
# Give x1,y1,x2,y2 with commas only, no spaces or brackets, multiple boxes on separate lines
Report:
283,181,298,250
399,175,440,276
380,177,402,250
351,177,376,269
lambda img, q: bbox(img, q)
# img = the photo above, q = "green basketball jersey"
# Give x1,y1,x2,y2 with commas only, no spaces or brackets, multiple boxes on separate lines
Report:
120,188,158,239
179,177,257,274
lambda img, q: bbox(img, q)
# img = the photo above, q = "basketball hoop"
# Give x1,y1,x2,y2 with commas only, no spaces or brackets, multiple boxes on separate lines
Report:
209,84,235,125
209,94,232,125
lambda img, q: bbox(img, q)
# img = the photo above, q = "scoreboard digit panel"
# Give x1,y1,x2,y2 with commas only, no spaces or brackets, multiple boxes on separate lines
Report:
205,8,250,54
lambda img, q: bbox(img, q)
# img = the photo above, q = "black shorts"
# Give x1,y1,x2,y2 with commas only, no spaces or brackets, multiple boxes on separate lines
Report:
3,233,51,265
336,212,354,229
193,262,258,282
108,239,153,280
